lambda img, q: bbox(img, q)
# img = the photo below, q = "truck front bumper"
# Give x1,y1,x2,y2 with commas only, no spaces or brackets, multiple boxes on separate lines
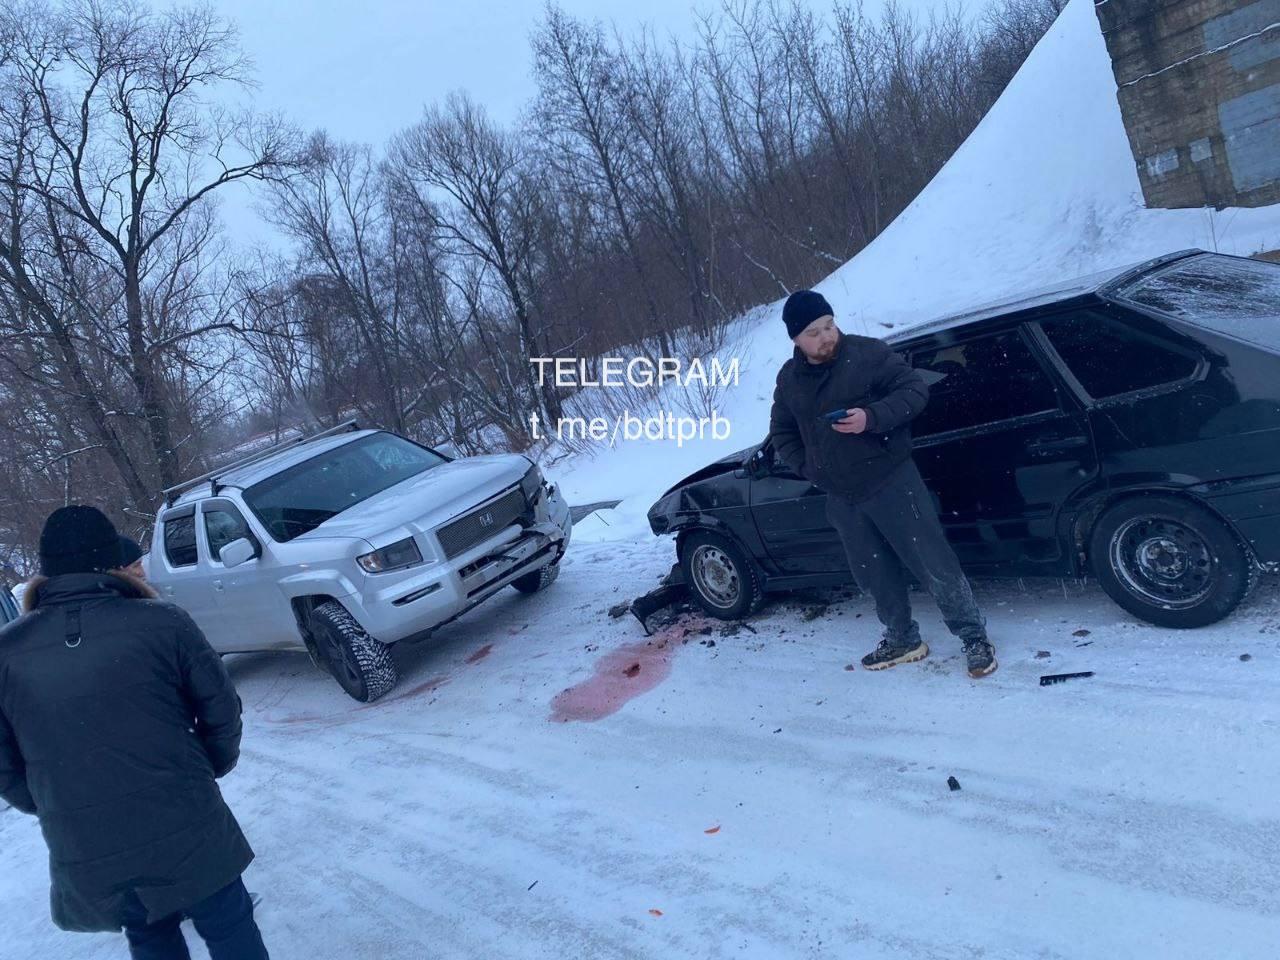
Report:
353,484,573,643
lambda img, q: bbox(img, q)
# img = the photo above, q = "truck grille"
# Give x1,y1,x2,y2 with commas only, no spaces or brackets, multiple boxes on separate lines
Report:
435,487,527,560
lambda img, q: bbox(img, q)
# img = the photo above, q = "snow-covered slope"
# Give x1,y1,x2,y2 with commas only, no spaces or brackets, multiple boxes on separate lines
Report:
556,0,1280,531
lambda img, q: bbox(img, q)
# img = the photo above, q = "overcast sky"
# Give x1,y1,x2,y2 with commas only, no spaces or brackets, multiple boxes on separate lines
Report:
206,0,959,246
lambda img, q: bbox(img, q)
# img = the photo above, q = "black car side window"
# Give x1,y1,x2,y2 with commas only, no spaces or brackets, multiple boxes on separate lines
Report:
202,502,259,563
910,329,1057,437
1038,310,1198,400
162,508,198,568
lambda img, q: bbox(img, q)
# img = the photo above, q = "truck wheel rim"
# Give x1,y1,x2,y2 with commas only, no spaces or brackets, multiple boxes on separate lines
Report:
692,544,741,609
320,625,363,689
1110,516,1213,609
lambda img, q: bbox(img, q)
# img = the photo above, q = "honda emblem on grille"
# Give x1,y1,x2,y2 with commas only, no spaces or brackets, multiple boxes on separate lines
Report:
479,511,494,528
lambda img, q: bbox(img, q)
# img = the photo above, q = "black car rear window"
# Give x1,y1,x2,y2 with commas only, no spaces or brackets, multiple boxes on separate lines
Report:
244,433,446,542
1115,254,1280,348
1039,311,1198,399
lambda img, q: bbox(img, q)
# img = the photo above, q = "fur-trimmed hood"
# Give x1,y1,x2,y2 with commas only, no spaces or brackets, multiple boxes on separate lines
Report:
21,570,158,614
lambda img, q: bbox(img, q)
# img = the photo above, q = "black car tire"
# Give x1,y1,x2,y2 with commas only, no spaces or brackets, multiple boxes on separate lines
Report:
1089,496,1256,628
309,601,398,702
680,530,764,620
512,558,561,594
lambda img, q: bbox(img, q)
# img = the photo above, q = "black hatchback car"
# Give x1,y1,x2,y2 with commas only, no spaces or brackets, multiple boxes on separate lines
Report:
648,250,1280,628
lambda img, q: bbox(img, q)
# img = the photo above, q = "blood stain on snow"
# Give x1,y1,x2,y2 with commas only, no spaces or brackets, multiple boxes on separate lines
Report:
549,617,709,723
466,643,494,664
704,825,721,834
648,909,664,917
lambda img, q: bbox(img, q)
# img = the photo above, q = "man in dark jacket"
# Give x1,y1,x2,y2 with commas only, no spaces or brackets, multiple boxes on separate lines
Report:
0,506,269,958
769,290,997,678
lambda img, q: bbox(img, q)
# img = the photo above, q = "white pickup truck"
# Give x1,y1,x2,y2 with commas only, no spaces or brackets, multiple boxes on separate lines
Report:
146,422,572,701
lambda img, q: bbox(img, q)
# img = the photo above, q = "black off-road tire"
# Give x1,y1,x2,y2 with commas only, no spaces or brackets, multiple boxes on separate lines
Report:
1089,496,1256,629
308,601,398,702
679,530,764,620
512,558,561,595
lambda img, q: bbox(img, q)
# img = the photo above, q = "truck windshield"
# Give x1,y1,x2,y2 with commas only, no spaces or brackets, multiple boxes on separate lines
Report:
1114,254,1280,348
244,433,447,541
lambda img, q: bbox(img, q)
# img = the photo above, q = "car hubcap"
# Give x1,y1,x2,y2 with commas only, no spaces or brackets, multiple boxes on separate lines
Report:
691,544,741,609
1110,516,1214,609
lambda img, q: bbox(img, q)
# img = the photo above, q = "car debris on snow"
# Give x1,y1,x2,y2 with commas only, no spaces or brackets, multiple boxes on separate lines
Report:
1040,671,1095,686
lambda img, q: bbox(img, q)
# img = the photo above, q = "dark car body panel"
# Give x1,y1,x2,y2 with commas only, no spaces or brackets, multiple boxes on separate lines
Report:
648,250,1280,591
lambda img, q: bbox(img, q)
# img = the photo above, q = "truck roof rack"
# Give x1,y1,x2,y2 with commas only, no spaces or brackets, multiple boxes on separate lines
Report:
161,419,362,507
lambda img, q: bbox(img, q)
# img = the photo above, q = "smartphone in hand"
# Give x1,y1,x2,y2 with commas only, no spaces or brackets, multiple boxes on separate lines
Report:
821,408,848,423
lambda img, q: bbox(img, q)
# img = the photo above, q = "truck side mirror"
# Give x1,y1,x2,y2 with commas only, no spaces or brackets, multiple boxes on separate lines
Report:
220,537,258,569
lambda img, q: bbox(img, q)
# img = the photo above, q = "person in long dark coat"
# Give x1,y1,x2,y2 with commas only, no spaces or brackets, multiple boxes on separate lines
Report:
0,505,269,959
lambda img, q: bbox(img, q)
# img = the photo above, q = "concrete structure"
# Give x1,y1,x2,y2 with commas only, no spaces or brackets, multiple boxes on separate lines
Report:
1095,0,1280,209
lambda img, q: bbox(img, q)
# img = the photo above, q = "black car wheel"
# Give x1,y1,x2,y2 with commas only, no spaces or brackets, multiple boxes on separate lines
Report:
680,530,763,620
308,601,398,702
1089,496,1255,628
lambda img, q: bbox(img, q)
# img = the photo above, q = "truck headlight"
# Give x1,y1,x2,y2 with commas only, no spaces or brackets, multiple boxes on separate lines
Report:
357,537,424,573
520,462,544,504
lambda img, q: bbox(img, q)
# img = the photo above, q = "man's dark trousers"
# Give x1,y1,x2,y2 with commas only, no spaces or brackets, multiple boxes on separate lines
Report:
825,457,986,645
122,877,268,960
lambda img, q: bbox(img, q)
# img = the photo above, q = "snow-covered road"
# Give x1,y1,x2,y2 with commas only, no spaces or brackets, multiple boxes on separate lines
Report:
5,531,1279,959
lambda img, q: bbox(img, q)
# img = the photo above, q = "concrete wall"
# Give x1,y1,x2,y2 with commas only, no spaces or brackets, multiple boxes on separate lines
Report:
1095,0,1280,208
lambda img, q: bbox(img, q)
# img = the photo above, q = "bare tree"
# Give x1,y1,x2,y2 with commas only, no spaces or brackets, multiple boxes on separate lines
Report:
533,4,674,356
0,0,294,492
269,133,409,433
389,92,562,435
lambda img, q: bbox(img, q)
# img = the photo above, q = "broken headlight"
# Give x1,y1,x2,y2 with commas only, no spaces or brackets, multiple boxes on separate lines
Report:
520,461,545,505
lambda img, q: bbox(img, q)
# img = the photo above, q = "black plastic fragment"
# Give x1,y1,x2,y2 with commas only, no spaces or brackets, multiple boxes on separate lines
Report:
1039,671,1095,686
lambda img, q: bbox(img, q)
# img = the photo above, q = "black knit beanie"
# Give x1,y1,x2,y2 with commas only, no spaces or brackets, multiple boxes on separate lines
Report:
118,535,144,568
782,290,834,339
38,505,123,577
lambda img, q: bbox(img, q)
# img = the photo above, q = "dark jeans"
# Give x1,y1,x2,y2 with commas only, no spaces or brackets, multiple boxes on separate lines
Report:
122,877,268,960
825,457,987,646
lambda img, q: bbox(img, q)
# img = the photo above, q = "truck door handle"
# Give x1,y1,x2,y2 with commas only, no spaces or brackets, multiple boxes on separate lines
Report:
1026,435,1089,455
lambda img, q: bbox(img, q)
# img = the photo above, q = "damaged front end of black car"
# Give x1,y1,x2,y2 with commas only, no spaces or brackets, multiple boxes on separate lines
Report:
638,442,805,629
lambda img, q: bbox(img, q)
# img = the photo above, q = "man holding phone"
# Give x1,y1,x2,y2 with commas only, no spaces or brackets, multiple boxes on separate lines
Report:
768,289,997,678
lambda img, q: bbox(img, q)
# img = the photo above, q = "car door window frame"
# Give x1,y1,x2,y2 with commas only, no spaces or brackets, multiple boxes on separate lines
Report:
905,323,1068,445
159,504,199,570
199,499,262,567
1027,306,1207,409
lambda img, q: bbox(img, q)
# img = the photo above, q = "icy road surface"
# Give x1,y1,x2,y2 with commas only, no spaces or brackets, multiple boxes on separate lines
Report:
3,532,1279,959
